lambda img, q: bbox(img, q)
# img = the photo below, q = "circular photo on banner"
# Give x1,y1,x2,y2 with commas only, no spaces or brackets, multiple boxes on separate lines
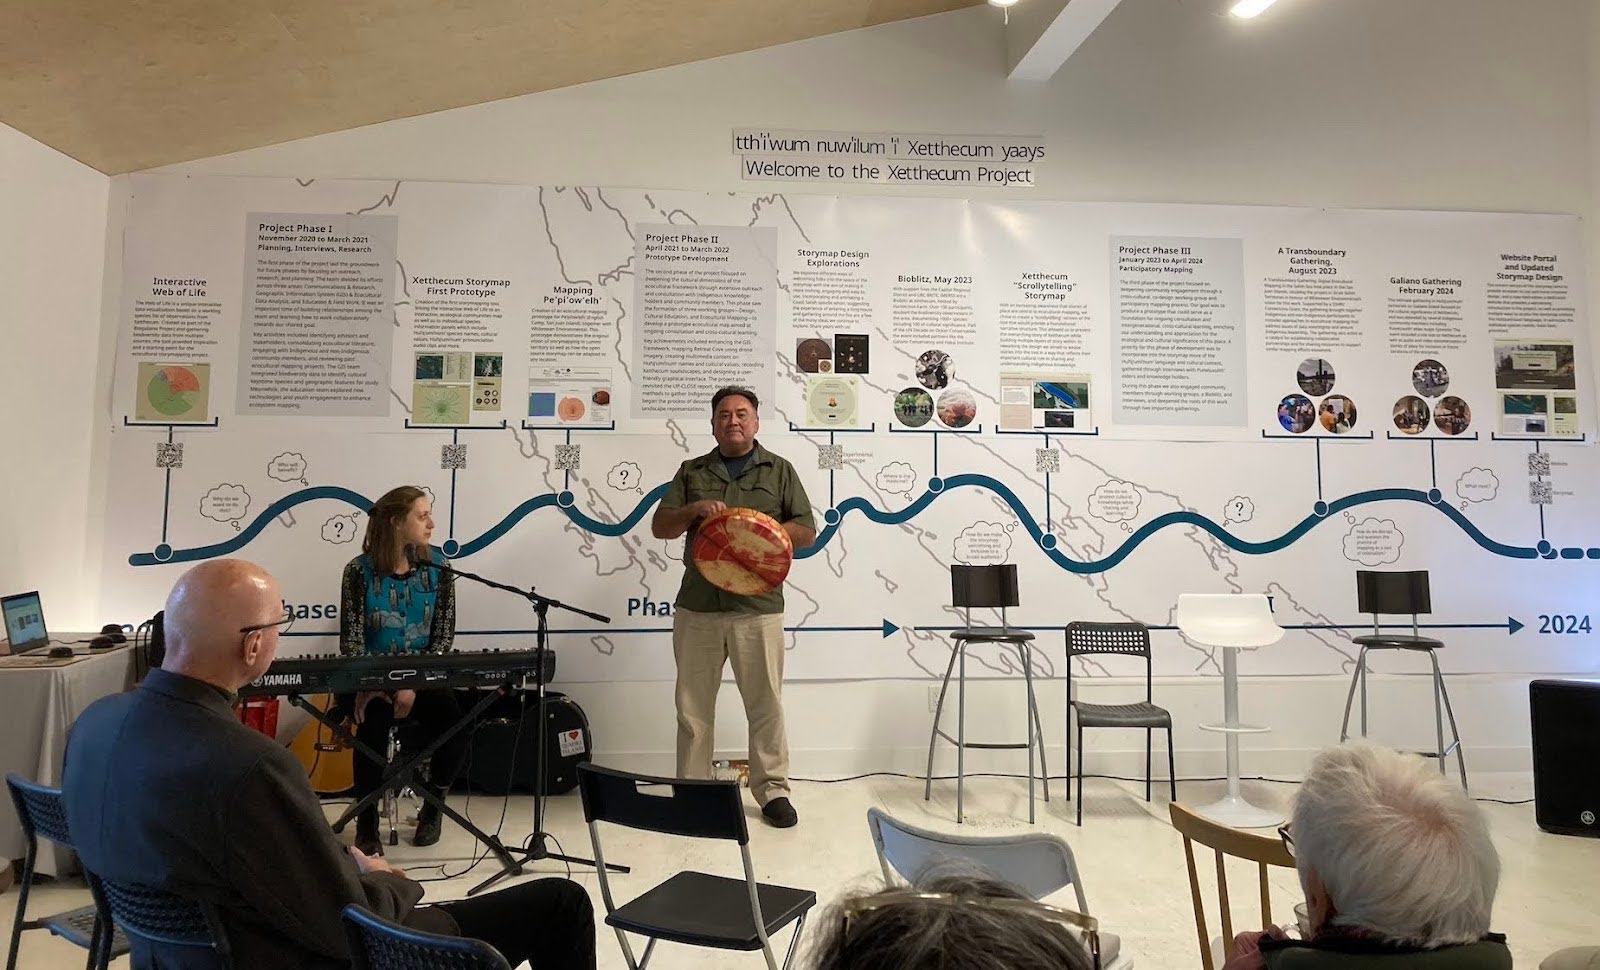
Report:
894,387,935,428
1392,396,1431,435
915,349,954,390
936,388,978,429
1296,358,1337,396
1277,393,1316,434
1412,359,1450,398
805,376,858,427
1434,396,1472,436
1319,395,1359,434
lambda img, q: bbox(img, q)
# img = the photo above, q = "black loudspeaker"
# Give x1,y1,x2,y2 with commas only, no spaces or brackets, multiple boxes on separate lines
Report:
466,690,591,796
1530,679,1600,837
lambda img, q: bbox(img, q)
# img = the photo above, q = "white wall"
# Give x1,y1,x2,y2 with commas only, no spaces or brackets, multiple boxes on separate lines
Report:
1,123,110,631
125,0,1595,778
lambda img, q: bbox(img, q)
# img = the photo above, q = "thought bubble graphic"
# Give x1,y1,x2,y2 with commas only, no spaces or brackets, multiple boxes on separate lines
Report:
267,452,308,484
1088,480,1142,523
1455,467,1500,504
876,462,917,496
200,484,250,531
954,521,1012,564
322,513,362,544
1343,517,1404,566
1223,496,1255,524
607,462,643,491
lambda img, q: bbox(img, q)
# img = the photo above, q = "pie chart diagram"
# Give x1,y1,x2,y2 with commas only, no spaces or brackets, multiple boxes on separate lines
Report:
137,363,210,421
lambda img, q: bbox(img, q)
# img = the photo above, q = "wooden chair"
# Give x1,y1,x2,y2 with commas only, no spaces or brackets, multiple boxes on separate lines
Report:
1168,801,1295,970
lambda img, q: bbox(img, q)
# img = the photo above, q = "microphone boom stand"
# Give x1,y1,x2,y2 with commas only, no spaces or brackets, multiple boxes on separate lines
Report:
413,554,629,895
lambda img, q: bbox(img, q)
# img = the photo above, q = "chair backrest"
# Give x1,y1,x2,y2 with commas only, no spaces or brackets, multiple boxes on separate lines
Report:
1065,622,1152,702
577,762,747,843
951,564,1019,611
867,808,1090,913
1168,801,1295,970
1175,594,1284,649
1355,569,1431,618
5,772,71,848
86,871,232,969
343,904,511,970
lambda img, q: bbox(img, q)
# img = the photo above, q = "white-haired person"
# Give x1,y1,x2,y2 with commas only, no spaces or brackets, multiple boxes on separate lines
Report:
1226,742,1509,970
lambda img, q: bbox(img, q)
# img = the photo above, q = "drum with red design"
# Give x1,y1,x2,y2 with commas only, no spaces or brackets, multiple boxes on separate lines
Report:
690,507,794,596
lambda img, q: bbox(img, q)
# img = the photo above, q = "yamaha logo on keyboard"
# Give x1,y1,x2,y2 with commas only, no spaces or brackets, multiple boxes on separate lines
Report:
253,672,305,688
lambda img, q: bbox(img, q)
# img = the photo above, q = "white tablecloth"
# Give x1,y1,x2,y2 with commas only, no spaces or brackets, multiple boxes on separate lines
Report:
0,645,135,876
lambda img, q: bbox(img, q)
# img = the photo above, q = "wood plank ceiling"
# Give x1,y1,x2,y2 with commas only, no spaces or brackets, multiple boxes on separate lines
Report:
1,0,981,174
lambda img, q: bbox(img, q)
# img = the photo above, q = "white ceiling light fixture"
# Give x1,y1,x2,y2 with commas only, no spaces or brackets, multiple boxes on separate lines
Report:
989,0,1020,25
1229,0,1279,17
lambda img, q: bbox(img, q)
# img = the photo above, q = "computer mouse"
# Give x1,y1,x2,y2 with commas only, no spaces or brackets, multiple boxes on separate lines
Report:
98,624,128,643
89,636,117,651
48,646,75,659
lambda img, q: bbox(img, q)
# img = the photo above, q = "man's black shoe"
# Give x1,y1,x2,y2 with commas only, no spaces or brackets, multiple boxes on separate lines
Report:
412,803,442,847
355,809,384,856
761,797,798,828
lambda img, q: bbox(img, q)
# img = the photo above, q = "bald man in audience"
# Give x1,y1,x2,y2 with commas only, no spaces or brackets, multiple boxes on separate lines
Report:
62,559,596,970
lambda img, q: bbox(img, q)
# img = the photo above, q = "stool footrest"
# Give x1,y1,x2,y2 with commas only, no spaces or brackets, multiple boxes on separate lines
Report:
933,729,1033,751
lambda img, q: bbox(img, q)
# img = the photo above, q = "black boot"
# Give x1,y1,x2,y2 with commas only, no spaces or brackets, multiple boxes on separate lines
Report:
412,798,443,847
355,806,383,856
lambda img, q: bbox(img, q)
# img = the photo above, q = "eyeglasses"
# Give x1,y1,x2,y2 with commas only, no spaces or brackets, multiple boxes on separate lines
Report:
1278,823,1295,858
239,609,295,637
841,891,1101,970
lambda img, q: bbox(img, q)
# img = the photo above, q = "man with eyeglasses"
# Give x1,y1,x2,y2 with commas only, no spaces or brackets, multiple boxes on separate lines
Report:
62,559,596,970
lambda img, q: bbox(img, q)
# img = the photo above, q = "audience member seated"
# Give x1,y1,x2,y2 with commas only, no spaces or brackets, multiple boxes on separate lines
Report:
1226,742,1509,970
61,558,596,970
810,868,1096,970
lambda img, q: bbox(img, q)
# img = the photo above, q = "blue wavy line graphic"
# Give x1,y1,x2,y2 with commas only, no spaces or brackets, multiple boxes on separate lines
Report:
129,476,1551,569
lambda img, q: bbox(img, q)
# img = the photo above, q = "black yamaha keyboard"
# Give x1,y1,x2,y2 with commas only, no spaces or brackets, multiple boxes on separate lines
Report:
239,648,555,698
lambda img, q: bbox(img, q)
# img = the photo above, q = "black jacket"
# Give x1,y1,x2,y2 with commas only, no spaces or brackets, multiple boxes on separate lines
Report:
62,669,447,970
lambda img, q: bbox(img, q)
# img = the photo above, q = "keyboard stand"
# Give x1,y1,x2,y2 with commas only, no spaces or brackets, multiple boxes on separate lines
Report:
288,684,525,879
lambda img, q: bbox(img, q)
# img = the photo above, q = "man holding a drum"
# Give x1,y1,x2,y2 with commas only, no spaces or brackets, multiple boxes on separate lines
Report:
651,386,817,828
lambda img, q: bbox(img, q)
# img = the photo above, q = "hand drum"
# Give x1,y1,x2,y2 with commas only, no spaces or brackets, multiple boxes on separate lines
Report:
690,508,794,596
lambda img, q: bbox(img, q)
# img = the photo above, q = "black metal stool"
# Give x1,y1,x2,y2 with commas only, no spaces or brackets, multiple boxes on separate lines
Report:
1339,570,1468,791
924,564,1049,823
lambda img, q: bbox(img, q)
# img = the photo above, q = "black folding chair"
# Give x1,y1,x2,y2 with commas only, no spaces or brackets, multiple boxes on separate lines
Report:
1064,622,1176,825
85,871,231,970
578,764,814,970
4,773,127,970
343,904,511,970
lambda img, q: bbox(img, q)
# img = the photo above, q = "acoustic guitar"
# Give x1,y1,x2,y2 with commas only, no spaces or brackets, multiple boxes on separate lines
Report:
288,694,355,794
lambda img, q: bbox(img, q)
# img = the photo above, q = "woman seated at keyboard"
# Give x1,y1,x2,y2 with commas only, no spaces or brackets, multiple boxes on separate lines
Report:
339,484,468,855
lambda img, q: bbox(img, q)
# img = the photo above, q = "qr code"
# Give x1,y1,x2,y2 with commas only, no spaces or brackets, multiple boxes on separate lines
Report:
1529,480,1553,505
1036,448,1060,474
1527,451,1551,477
817,444,844,471
440,443,468,470
155,442,184,469
554,444,582,471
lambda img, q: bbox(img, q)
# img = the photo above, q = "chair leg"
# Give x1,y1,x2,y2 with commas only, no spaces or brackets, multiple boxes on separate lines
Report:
957,643,967,824
7,846,35,970
1020,642,1050,804
1167,725,1178,802
1064,703,1073,803
780,913,808,970
1431,651,1470,793
1338,647,1366,742
82,917,102,970
1145,727,1153,802
1020,642,1038,823
925,641,960,801
1076,723,1085,826
612,926,642,970
1430,650,1447,777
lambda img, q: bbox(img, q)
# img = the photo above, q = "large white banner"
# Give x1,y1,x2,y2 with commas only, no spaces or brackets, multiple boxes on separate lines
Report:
103,175,1600,681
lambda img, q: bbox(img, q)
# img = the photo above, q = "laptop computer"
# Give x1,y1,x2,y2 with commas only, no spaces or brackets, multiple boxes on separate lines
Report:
1,591,49,655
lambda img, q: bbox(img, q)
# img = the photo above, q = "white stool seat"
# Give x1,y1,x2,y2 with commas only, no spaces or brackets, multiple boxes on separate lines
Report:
1177,593,1285,829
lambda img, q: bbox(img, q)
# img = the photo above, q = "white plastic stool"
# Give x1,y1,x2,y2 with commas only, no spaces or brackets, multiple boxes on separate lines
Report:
1176,593,1285,828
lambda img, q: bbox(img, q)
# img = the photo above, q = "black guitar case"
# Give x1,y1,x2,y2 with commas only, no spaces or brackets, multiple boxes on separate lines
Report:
466,689,591,795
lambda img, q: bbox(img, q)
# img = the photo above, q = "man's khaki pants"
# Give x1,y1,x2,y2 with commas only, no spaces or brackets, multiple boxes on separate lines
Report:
672,608,789,806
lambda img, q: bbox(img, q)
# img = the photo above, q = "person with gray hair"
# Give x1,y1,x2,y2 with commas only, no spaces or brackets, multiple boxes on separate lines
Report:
810,869,1097,970
1226,742,1509,970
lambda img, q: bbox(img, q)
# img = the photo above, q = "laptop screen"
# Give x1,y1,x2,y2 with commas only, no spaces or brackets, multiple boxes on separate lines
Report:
2,592,48,649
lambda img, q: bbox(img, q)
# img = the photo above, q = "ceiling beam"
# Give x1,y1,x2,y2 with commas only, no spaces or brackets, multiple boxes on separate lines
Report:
1006,0,1125,81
